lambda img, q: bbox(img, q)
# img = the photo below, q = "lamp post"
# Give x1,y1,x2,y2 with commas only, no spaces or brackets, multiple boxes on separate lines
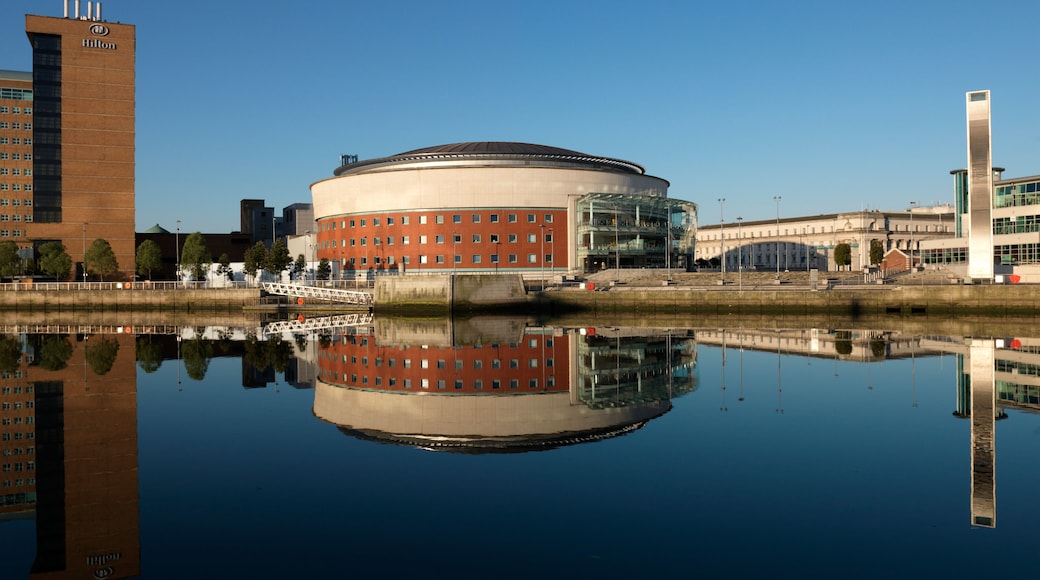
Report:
718,198,726,283
908,201,918,271
736,216,743,293
665,203,672,283
607,204,615,286
82,222,87,283
175,219,181,282
773,196,782,277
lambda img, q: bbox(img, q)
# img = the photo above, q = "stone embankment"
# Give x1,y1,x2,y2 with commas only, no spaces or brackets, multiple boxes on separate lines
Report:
0,282,259,312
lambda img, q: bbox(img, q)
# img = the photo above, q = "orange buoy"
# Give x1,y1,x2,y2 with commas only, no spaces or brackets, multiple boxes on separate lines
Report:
297,297,305,305
297,315,305,322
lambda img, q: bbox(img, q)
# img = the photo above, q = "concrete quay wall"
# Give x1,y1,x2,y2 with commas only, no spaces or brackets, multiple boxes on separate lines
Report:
0,287,260,312
546,284,1040,317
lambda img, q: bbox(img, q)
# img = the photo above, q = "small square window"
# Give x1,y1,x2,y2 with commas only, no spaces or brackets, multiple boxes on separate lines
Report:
490,214,499,223
508,214,517,223
452,214,462,224
527,214,536,223
471,214,481,223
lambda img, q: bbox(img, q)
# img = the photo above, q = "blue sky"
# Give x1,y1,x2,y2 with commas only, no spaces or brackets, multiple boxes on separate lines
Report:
3,0,1039,233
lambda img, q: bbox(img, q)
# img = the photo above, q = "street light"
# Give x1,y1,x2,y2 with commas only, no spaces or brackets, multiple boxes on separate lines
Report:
175,219,181,282
718,198,726,283
82,222,87,283
773,196,782,277
909,201,918,272
736,216,743,293
613,202,620,285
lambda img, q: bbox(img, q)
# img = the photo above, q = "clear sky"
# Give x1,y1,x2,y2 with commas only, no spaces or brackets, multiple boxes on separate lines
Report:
3,0,1039,233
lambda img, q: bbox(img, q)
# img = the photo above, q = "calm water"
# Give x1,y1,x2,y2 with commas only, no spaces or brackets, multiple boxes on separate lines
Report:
0,319,1037,578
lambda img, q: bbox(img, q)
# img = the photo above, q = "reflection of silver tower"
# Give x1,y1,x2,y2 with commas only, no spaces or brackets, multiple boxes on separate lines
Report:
966,91,995,280
969,339,996,528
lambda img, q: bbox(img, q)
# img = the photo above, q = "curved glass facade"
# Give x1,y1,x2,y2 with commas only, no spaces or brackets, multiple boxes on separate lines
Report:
576,193,697,273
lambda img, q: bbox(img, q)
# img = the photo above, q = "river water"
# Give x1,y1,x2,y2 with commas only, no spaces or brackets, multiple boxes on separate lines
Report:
0,316,1036,578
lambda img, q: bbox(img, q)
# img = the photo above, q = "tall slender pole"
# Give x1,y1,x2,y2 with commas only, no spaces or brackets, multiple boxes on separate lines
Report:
718,198,726,283
614,203,620,285
909,201,918,271
82,222,87,283
736,216,743,293
175,220,180,282
773,196,782,277
540,224,545,291
665,203,671,282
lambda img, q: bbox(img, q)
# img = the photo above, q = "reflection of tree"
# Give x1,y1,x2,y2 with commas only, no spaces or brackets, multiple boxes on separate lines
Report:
181,339,213,381
835,330,853,355
34,335,73,371
136,337,163,373
870,339,887,358
318,331,333,349
243,335,294,373
0,335,21,373
85,336,120,376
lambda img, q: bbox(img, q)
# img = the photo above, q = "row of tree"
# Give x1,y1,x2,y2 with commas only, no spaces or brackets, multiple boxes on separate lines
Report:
0,234,337,282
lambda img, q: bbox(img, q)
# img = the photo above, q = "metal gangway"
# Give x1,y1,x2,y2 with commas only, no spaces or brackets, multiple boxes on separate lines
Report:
262,312,375,337
262,282,374,306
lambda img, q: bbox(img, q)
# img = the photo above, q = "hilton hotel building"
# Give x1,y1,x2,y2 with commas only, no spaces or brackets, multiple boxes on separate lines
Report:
0,2,134,279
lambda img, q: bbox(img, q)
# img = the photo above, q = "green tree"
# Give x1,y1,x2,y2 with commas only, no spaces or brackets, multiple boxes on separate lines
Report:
869,239,885,266
38,242,72,281
135,239,162,281
244,242,267,284
84,238,119,281
265,238,292,281
136,336,163,373
180,232,212,281
835,330,853,355
216,253,234,282
0,240,21,278
834,243,852,271
0,335,22,373
292,254,307,280
316,257,331,281
35,335,73,371
85,336,120,375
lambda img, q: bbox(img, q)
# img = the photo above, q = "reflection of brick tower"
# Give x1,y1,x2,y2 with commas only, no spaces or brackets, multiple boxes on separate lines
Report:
29,332,140,579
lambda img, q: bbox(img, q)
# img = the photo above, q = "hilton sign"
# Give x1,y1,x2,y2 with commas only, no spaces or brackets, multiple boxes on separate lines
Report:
82,23,117,50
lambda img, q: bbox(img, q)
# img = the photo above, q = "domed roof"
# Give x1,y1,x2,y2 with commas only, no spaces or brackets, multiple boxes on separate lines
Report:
398,142,588,157
333,141,646,177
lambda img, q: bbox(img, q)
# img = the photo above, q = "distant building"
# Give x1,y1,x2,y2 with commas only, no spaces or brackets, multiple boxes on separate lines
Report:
695,208,955,273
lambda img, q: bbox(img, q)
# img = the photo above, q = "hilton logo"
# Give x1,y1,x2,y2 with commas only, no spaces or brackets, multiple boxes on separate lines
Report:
82,38,117,50
89,23,110,36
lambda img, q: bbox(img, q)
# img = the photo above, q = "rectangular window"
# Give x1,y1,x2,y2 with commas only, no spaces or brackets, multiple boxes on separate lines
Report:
402,216,410,225
349,219,355,227
419,235,427,244
528,254,537,263
490,254,499,264
435,215,444,224
508,214,517,223
489,234,499,243
387,217,394,225
471,214,481,223
419,215,427,225
361,219,367,227
527,234,537,243
435,234,444,244
508,254,518,263
527,214,536,223
490,214,499,223
452,214,462,224
471,234,480,243
419,255,428,264
544,234,553,243
387,236,394,245
373,218,380,226
472,254,481,263
454,254,462,264
545,214,553,223
508,234,518,243
436,255,444,264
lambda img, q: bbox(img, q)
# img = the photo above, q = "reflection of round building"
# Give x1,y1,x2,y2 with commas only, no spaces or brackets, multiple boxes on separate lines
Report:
313,382,672,453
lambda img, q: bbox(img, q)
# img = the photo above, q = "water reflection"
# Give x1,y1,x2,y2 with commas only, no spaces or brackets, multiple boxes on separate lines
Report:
0,331,139,579
310,319,698,452
4,317,1040,575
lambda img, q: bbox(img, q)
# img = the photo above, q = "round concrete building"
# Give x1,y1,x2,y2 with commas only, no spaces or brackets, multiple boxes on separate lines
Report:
310,142,697,280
